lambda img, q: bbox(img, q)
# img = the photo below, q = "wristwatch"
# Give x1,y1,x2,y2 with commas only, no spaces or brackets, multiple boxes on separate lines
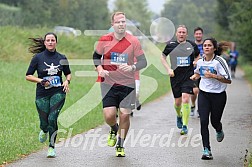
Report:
131,65,136,71
67,80,71,84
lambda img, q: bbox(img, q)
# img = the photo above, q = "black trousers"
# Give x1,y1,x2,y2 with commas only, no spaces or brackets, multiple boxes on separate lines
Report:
198,90,227,150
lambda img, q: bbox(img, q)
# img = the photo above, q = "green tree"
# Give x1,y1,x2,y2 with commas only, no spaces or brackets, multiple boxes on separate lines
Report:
77,0,109,30
227,0,252,61
19,0,109,30
0,0,19,6
161,0,218,39
114,0,152,34
20,0,57,27
176,2,203,39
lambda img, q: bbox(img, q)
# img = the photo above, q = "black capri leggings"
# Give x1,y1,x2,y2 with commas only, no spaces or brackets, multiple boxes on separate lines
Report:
35,93,66,148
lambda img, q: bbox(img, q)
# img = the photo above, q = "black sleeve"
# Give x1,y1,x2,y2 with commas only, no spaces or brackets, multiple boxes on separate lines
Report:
62,57,71,76
162,43,173,56
93,51,103,67
26,55,38,76
192,42,200,58
135,54,147,70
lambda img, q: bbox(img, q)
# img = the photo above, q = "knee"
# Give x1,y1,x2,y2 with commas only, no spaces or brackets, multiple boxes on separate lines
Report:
211,120,221,129
48,115,58,125
119,112,130,122
200,119,209,128
182,94,190,103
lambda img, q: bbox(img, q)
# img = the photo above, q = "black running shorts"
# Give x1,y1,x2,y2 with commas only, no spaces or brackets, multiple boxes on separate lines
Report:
101,83,136,109
171,78,194,98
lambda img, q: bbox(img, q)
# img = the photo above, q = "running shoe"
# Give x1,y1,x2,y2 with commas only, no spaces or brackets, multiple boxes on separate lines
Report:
107,130,117,147
201,147,213,160
180,125,188,135
136,100,141,110
176,116,183,129
47,147,56,158
116,145,125,157
216,130,224,142
190,106,195,116
39,130,48,143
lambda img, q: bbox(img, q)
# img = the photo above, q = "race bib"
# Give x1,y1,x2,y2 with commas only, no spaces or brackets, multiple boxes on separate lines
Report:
199,66,217,76
110,52,128,65
177,56,190,67
43,76,61,89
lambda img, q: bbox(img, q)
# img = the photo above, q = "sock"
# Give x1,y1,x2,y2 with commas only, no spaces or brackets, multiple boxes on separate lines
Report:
117,137,124,147
110,123,118,133
182,103,190,126
174,104,182,117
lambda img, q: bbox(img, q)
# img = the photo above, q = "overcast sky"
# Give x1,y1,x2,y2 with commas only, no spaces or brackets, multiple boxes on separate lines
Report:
108,0,166,14
147,0,166,14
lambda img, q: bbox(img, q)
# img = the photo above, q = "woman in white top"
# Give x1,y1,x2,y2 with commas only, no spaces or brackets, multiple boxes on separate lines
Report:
190,37,232,160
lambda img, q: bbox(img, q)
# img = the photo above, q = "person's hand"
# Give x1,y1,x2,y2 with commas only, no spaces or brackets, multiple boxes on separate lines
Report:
62,80,70,93
193,60,197,67
119,64,134,72
98,69,109,77
190,74,199,80
40,79,50,87
168,69,175,77
204,70,214,78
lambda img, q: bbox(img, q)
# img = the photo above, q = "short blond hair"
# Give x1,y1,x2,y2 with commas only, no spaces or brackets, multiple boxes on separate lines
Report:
177,24,188,32
111,11,125,23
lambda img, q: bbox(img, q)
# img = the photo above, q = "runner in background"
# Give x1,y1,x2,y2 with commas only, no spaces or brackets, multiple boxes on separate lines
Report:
191,27,203,117
161,25,200,135
229,42,239,78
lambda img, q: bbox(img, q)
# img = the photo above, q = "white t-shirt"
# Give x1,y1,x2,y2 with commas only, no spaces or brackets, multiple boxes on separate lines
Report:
194,55,231,93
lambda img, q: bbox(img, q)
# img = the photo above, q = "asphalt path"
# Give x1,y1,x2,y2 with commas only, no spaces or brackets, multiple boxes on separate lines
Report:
7,68,252,167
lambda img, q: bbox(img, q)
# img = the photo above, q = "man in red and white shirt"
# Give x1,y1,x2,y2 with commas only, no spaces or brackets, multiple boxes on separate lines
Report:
93,11,147,157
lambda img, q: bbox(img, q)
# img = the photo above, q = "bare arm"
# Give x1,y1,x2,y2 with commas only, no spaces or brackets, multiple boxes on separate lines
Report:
190,73,200,80
26,75,43,83
61,74,71,93
205,71,232,84
160,54,174,77
96,65,109,77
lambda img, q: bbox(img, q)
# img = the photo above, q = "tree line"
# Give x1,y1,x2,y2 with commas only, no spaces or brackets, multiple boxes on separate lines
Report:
0,0,110,30
161,0,252,62
0,0,251,62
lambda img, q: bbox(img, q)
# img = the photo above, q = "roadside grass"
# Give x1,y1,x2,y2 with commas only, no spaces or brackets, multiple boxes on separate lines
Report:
239,58,252,167
240,64,252,87
241,63,252,167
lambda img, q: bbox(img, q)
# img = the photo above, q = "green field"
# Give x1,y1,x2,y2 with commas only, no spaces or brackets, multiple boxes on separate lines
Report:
0,26,170,165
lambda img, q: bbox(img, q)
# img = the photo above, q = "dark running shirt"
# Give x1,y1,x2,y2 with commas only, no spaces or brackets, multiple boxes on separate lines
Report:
197,43,204,57
162,40,199,84
26,49,71,98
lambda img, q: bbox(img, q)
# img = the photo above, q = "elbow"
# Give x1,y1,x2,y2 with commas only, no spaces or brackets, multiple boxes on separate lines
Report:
143,60,147,68
160,55,165,61
25,75,33,81
25,75,29,81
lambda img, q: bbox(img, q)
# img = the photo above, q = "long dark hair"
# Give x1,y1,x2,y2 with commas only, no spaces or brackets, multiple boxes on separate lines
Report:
28,32,57,54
